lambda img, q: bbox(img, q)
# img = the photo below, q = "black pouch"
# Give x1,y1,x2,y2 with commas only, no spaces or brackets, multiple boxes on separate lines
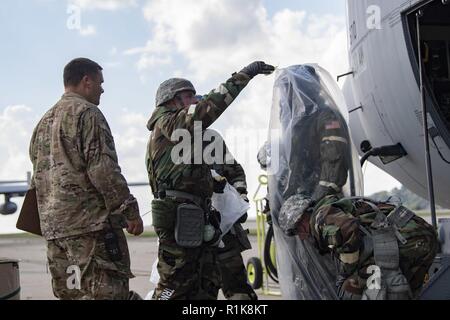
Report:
233,223,252,251
104,229,123,262
151,199,177,229
175,203,205,248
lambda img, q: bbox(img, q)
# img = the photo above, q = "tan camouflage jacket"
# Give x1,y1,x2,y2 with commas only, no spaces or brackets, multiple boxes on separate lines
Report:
29,92,139,240
146,72,251,199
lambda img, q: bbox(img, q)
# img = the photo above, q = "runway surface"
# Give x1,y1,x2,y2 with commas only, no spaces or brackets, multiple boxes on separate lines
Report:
0,226,282,300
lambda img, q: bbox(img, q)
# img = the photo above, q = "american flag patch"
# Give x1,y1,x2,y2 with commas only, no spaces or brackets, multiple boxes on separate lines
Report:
325,121,341,130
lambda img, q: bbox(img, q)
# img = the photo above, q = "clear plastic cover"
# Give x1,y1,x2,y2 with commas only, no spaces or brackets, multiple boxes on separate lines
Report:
211,170,250,236
266,64,363,300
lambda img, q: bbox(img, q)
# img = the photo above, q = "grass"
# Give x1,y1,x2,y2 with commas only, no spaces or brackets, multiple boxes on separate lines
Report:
126,230,157,238
0,228,259,239
0,231,159,239
0,232,42,239
415,210,450,217
126,229,258,238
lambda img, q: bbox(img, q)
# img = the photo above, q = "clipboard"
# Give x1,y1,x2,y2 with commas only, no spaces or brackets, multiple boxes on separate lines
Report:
16,189,42,236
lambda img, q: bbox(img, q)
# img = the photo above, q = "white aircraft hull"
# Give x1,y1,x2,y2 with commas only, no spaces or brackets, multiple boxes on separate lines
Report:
344,0,450,208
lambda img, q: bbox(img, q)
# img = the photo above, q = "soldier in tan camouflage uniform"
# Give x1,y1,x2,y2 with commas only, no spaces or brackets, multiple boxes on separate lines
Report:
146,61,274,300
29,58,144,300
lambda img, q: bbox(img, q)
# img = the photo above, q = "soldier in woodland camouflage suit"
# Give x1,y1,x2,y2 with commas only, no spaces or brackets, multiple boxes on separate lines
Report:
146,61,274,300
279,194,439,300
29,58,144,300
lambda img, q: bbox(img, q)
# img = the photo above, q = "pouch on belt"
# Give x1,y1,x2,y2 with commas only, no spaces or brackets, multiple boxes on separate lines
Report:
233,223,252,251
151,199,177,230
175,203,205,248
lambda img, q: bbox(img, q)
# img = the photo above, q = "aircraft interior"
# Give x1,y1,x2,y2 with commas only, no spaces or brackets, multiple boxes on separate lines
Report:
406,0,450,144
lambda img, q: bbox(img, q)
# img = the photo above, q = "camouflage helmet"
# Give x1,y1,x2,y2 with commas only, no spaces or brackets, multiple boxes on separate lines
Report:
278,194,312,236
155,78,196,107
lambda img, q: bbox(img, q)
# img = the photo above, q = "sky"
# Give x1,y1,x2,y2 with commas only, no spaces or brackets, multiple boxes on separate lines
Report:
0,0,402,232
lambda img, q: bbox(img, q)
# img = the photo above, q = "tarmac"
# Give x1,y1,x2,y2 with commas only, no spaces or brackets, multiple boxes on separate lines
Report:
3,215,447,300
0,222,282,300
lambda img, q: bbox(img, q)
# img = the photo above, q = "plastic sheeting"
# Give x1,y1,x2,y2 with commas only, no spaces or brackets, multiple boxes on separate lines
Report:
145,258,159,300
210,170,250,237
266,64,363,300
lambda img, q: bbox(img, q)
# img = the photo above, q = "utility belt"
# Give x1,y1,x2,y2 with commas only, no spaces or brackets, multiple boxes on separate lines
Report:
165,190,209,210
152,190,221,248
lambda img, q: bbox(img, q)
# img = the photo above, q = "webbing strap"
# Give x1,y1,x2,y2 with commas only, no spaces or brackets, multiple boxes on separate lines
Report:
387,206,415,229
166,190,204,208
360,200,390,230
359,232,374,263
372,227,400,270
146,141,159,195
353,198,414,231
361,200,411,244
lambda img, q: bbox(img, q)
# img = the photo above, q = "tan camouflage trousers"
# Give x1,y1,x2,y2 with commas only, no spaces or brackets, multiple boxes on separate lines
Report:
46,229,134,300
153,227,221,300
217,232,257,300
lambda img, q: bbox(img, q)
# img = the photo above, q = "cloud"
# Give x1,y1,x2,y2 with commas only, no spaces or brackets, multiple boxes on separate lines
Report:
123,36,173,71
79,24,96,36
66,0,134,36
0,103,150,185
124,0,402,200
0,105,154,231
113,110,149,183
0,1,402,236
109,47,118,56
0,105,37,180
133,0,348,80
108,110,153,223
127,0,349,148
363,162,402,196
136,55,172,71
69,0,137,11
